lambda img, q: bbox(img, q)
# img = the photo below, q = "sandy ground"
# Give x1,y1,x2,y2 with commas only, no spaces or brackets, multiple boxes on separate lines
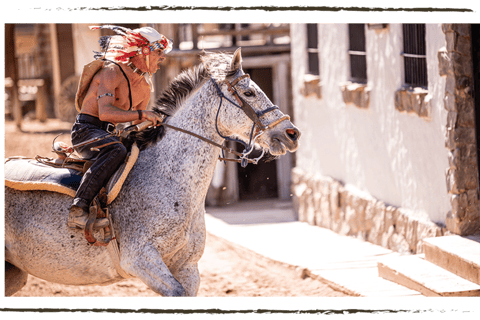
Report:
5,118,350,297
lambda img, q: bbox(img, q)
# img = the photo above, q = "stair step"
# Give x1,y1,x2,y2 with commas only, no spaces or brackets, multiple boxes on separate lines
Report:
378,254,480,296
423,235,480,285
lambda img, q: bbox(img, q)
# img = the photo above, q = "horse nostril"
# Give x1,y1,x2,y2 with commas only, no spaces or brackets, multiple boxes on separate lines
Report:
286,128,300,142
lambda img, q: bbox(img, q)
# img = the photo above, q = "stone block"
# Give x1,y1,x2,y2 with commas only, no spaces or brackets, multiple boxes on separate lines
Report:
457,165,479,191
450,24,471,38
302,76,322,99
443,92,456,112
341,82,370,109
457,108,476,128
452,52,473,77
445,75,456,96
394,90,405,112
384,206,397,231
381,225,395,248
445,31,457,51
455,93,474,114
446,111,458,129
455,127,477,146
442,24,454,34
466,189,480,219
450,145,478,169
291,167,305,185
438,47,452,77
388,232,410,254
455,35,472,56
406,218,419,253
367,202,386,246
394,209,408,235
329,181,342,217
418,95,431,119
450,193,468,221
445,167,459,194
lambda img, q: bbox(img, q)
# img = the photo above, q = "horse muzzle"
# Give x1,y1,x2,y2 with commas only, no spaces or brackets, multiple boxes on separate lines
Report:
263,123,301,156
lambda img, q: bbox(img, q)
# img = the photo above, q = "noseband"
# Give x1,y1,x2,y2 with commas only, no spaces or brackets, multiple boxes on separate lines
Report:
210,74,290,167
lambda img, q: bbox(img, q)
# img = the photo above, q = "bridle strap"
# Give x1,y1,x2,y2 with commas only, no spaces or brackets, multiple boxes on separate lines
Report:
159,122,261,165
225,74,267,131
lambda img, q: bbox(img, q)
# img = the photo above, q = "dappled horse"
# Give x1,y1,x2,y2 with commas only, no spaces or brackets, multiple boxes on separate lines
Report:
5,49,301,296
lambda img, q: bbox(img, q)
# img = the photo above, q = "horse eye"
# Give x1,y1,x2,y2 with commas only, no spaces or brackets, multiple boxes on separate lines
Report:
244,90,255,97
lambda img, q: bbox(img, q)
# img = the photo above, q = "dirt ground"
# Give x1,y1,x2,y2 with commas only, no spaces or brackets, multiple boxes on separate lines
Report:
5,118,350,297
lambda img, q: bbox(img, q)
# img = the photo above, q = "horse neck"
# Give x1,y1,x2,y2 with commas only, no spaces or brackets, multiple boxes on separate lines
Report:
142,80,224,196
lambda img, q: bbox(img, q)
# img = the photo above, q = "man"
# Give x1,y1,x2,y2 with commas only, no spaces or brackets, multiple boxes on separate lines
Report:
68,25,172,229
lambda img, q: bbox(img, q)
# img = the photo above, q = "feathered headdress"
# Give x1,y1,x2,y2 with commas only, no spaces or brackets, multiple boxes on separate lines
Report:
90,25,173,63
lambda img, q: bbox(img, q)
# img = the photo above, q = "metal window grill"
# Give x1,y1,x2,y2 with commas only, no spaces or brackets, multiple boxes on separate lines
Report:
306,24,319,76
402,24,428,88
348,24,367,83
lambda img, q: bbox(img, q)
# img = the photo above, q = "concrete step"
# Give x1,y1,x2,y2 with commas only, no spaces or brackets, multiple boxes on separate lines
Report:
423,235,480,285
378,254,480,297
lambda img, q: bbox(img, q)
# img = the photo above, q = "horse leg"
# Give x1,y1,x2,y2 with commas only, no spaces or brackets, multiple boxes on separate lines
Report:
121,242,187,297
5,261,28,296
171,263,201,297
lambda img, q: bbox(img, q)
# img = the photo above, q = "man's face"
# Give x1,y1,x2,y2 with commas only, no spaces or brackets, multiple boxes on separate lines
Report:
148,49,166,74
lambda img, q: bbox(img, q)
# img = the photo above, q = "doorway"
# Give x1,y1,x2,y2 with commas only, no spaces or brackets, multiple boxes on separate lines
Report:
236,67,279,201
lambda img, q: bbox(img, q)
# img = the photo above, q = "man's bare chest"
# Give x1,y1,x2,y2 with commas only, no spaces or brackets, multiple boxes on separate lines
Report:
112,78,150,111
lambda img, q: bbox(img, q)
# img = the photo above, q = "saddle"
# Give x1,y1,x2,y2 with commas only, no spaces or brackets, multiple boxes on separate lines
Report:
5,141,140,247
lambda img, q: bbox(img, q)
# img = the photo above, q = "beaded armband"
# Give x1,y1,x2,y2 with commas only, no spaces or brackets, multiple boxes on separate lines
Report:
97,93,114,100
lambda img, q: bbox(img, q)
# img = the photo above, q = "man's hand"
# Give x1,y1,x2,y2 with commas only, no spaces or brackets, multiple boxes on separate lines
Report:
140,110,165,126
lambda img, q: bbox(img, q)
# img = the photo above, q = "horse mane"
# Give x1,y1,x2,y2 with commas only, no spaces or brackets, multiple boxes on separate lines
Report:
123,51,237,151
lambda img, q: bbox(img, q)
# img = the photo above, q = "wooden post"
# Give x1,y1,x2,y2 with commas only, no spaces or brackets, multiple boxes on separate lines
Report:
5,24,22,130
49,24,62,118
35,79,47,122
191,24,198,50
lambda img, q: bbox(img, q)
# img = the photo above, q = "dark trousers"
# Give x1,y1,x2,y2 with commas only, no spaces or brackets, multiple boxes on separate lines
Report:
71,114,127,212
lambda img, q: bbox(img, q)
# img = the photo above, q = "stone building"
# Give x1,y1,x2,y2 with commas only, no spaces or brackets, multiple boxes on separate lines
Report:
290,23,480,254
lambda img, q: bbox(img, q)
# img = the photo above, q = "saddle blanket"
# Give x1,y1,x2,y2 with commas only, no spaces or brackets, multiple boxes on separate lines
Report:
5,143,139,205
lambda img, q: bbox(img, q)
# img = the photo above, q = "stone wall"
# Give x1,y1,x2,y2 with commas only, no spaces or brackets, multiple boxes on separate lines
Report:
291,167,448,254
341,82,370,109
441,24,480,235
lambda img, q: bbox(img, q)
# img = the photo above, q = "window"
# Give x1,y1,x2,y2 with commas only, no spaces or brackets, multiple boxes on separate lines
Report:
402,24,427,88
348,24,367,83
306,24,319,76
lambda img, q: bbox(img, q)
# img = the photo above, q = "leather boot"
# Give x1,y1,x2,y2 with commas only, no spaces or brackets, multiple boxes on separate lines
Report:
67,205,109,230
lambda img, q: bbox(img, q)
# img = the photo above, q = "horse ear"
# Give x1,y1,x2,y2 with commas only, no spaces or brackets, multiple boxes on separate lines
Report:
230,48,242,72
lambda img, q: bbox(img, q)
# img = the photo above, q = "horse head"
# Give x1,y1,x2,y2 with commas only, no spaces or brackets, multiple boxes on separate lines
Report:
211,48,301,159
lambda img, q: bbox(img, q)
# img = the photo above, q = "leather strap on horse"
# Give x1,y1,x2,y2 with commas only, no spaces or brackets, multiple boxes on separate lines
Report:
90,140,124,152
225,74,266,132
159,122,258,164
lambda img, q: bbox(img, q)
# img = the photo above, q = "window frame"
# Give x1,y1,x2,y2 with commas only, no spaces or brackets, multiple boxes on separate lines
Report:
306,23,320,76
402,24,428,89
348,24,367,84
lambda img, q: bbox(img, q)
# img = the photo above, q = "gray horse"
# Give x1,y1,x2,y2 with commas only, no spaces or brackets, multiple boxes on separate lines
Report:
5,49,301,297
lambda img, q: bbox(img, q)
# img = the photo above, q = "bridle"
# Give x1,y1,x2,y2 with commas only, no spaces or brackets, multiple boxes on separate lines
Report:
209,73,290,167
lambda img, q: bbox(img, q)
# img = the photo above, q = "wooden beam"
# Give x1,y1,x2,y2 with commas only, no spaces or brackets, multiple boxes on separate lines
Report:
5,24,22,129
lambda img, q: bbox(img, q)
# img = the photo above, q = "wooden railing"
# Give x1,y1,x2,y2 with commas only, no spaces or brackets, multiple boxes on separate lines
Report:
173,24,290,51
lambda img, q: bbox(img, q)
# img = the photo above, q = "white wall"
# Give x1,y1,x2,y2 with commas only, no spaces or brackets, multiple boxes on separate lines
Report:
291,23,450,224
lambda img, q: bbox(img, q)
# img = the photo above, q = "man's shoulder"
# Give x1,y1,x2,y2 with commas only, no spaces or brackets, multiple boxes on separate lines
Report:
95,61,125,82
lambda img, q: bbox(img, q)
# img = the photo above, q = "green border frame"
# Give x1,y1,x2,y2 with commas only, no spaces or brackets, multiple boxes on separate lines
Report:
0,0,480,319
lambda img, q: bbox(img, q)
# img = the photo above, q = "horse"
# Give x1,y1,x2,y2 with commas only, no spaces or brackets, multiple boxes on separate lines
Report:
5,48,301,297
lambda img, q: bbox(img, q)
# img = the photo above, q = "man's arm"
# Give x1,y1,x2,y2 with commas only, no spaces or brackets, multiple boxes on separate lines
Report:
96,66,164,125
